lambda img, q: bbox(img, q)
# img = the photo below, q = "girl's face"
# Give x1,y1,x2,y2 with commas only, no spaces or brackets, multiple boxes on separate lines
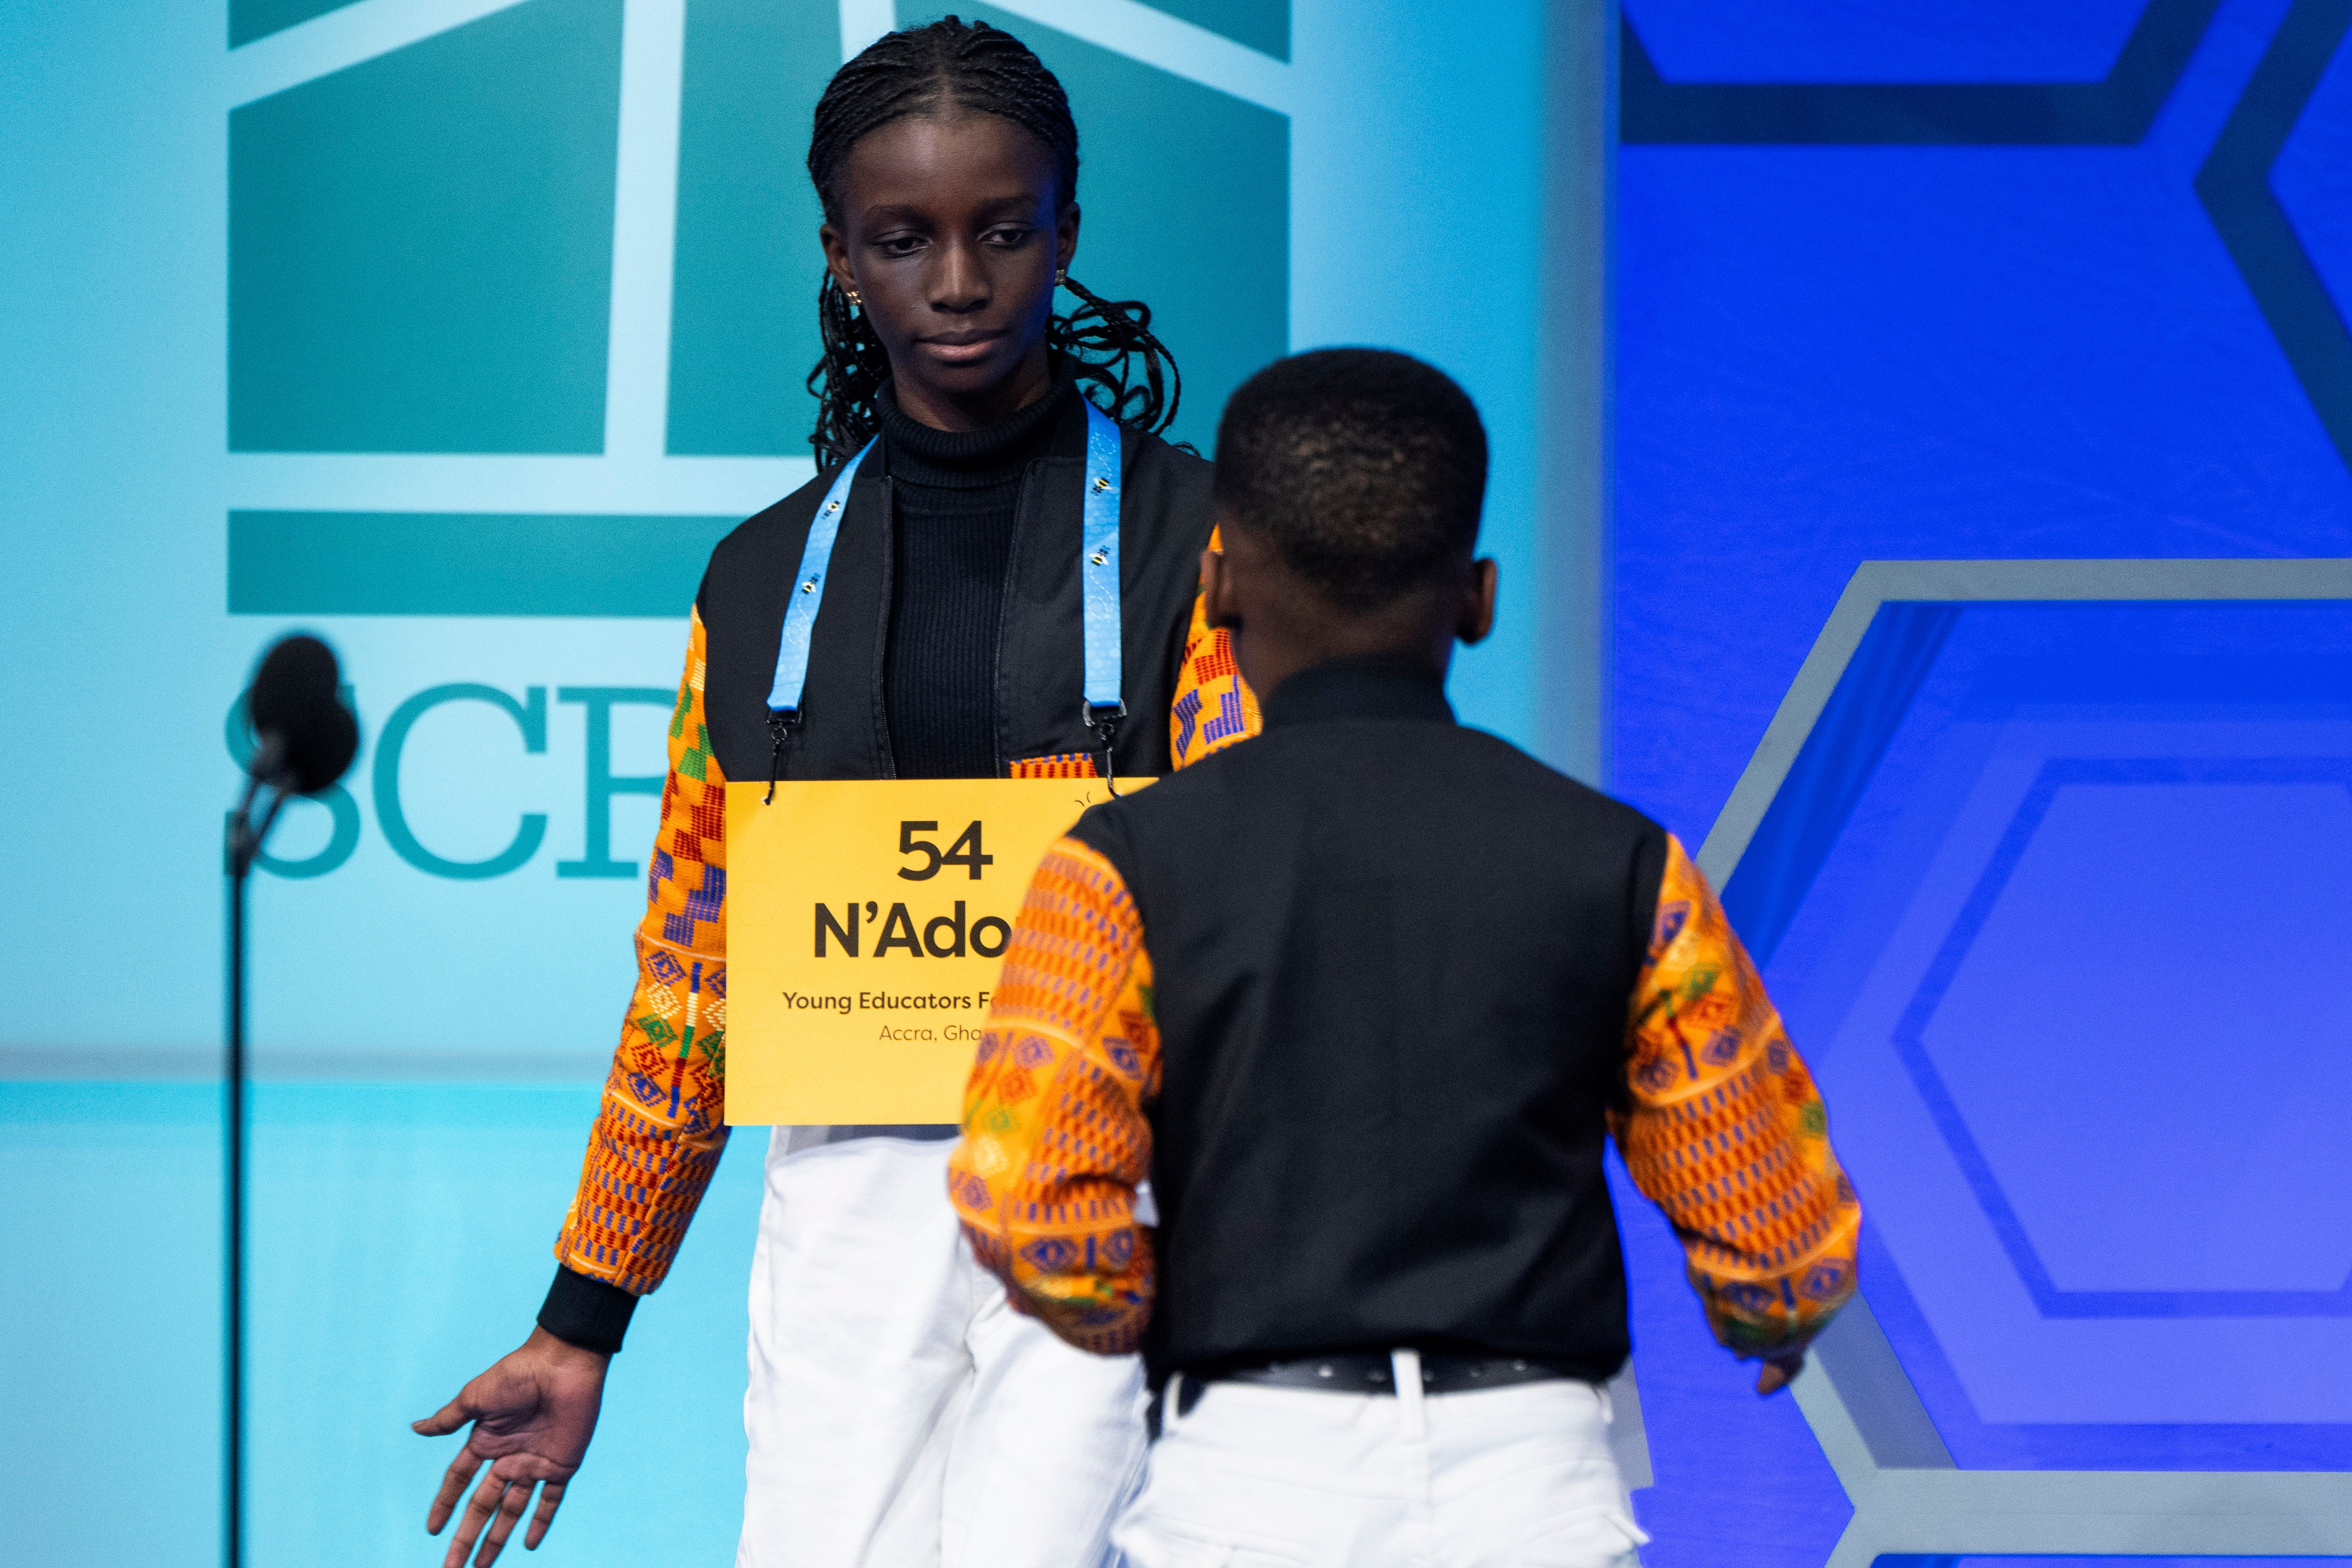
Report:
820,112,1079,429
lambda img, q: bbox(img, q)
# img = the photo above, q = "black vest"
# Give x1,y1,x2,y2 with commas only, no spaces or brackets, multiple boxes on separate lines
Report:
1070,657,1669,1383
696,398,1212,785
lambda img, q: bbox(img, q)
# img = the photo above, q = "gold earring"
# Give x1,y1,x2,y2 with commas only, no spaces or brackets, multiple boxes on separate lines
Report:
1053,269,1066,286
845,286,862,308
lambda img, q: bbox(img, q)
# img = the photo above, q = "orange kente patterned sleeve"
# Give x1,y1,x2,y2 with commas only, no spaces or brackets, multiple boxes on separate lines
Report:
948,837,1158,1354
553,607,730,1295
1616,835,1861,1357
1169,526,1260,769
1007,528,1256,780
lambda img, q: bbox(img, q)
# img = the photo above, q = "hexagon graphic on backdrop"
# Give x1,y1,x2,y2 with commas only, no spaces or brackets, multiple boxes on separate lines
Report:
1621,0,2221,145
2274,11,2352,335
1625,0,2165,104
2197,0,2352,478
1896,756,2352,1316
1619,0,2352,478
1698,559,2352,1565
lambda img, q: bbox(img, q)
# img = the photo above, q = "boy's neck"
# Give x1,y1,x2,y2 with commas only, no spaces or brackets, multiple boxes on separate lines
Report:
1260,652,1455,728
1230,602,1459,700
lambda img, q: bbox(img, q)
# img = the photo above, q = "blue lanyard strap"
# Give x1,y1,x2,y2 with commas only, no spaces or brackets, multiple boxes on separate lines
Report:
766,435,876,717
1079,397,1124,719
766,401,1125,727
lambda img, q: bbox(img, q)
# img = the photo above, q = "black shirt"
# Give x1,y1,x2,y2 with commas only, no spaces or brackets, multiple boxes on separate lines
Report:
877,376,1076,779
539,377,1215,1356
1072,656,1669,1383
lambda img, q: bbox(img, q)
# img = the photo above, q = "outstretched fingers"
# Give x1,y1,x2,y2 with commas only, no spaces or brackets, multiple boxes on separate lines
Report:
474,1456,571,1566
427,1443,485,1535
473,1477,534,1566
444,1462,513,1568
524,1479,568,1551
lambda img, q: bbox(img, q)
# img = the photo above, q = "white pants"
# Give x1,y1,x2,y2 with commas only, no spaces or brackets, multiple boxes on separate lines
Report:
1114,1354,1649,1568
740,1131,1148,1568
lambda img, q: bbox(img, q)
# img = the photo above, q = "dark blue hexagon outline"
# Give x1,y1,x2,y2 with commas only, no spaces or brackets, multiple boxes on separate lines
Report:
1700,564,2352,1500
2195,0,2352,476
1887,753,2352,1319
1622,0,2221,144
1624,0,2352,478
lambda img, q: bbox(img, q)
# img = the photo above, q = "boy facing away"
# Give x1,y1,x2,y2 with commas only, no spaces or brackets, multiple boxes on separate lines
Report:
947,349,1861,1566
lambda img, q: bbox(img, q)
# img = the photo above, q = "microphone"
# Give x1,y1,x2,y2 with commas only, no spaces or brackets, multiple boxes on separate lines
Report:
222,632,360,1568
245,634,359,797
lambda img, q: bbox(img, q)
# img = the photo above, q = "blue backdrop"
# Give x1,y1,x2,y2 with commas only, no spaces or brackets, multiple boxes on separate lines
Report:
1617,0,2352,846
1615,2,2352,1562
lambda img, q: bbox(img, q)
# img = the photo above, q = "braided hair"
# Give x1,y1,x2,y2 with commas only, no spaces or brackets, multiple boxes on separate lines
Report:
805,16,1182,465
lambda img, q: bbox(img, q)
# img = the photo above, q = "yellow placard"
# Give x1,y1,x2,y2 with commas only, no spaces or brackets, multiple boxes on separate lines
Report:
723,776,1151,1124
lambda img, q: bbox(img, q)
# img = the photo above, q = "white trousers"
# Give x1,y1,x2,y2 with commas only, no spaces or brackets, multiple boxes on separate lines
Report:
740,1132,1148,1568
1114,1354,1649,1568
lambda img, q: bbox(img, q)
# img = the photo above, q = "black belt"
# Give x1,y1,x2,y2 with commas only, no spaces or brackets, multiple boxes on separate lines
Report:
1154,1351,1583,1430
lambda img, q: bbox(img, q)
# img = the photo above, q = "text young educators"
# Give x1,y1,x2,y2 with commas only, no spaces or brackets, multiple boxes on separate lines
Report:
950,351,1863,1565
412,20,1257,1568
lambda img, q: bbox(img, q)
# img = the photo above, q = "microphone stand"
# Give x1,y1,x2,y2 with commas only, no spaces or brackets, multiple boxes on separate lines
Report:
223,741,289,1568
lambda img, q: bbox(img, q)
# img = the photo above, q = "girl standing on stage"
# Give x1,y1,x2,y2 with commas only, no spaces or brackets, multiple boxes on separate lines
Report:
414,18,1256,1568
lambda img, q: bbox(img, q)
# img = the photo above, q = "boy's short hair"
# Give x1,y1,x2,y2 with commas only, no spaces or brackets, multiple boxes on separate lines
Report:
1212,348,1488,612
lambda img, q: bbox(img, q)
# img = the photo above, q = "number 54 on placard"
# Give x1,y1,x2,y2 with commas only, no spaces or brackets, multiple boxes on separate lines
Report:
895,819,993,881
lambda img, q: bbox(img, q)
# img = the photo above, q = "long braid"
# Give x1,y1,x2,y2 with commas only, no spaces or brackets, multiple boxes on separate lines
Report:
807,273,891,465
805,16,1183,464
1052,275,1181,434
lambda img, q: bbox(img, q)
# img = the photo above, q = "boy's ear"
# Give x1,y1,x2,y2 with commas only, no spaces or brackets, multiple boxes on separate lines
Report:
1458,558,1499,647
1201,541,1241,631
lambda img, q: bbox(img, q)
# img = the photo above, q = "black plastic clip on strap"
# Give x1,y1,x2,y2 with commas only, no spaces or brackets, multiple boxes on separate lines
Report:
1085,701,1125,797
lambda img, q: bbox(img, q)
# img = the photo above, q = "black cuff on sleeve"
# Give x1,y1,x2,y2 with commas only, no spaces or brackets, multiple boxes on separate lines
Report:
538,1266,638,1355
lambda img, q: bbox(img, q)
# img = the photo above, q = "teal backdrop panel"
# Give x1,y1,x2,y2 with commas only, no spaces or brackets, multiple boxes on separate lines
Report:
229,0,623,454
950,3,1289,456
665,0,840,457
230,0,362,48
3,1,1577,1561
1147,0,1291,61
229,512,738,617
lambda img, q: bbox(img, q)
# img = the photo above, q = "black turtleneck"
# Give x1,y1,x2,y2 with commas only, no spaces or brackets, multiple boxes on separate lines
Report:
876,375,1076,779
